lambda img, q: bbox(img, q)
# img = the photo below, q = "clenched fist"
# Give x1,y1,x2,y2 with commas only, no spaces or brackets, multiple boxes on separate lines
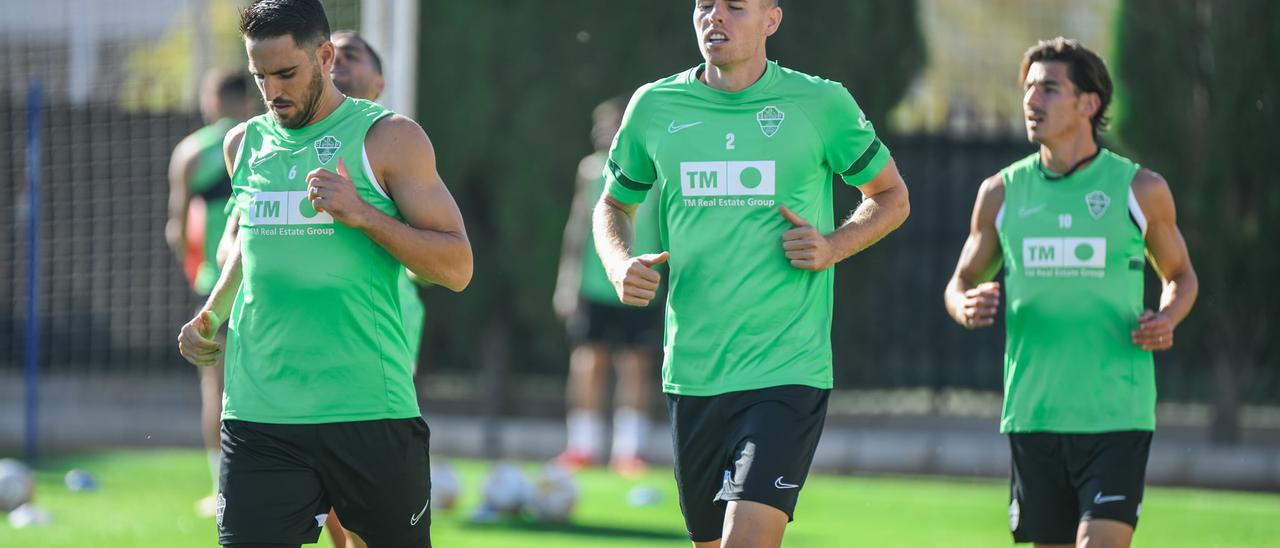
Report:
178,309,223,367
608,251,668,307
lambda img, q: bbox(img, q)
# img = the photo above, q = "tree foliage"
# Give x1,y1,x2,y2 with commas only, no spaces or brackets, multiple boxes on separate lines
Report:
413,1,925,375
1112,0,1280,439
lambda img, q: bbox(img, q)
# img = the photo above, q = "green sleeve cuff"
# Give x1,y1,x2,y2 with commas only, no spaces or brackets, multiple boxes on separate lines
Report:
839,138,891,186
604,159,653,204
606,179,649,204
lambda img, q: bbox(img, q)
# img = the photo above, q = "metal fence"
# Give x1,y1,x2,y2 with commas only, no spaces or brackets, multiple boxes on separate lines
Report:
0,98,1251,409
0,0,1272,421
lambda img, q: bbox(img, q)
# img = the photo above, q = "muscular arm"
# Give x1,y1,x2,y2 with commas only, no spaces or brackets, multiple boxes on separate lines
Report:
165,137,198,264
359,115,473,292
593,194,665,306
594,195,639,271
1130,169,1198,349
825,157,911,262
780,157,910,271
215,211,240,268
204,232,244,323
178,123,247,365
180,227,242,366
201,123,249,323
944,174,1005,327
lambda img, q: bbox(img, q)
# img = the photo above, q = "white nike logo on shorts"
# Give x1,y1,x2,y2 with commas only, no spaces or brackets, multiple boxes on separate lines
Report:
409,497,430,526
1093,492,1126,504
774,476,799,489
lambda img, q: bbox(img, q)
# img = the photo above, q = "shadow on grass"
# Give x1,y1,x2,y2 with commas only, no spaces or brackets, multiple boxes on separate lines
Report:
460,518,687,541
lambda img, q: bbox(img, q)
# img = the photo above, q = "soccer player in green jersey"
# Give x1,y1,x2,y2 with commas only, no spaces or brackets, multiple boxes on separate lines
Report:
164,68,258,519
553,97,662,477
217,30,428,383
177,1,472,547
594,1,910,545
944,38,1198,548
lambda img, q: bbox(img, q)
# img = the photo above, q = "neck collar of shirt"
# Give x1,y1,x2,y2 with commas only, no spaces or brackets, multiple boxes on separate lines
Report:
1037,147,1111,186
686,60,779,104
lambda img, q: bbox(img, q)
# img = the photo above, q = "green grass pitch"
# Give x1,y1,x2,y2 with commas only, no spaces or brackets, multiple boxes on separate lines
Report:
1,450,1277,547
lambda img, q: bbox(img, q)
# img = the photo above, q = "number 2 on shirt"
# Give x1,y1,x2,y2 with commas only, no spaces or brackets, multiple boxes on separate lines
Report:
725,132,736,150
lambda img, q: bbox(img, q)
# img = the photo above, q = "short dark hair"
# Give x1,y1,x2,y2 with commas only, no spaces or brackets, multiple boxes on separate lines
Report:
331,30,383,74
211,69,253,104
1020,37,1113,135
239,0,331,50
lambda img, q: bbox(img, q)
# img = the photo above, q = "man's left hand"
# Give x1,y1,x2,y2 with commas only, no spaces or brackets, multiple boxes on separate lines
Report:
307,158,373,228
780,205,834,272
1132,309,1174,351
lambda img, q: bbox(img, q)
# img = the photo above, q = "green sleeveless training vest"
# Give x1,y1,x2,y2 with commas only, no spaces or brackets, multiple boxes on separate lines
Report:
224,98,418,424
997,149,1153,433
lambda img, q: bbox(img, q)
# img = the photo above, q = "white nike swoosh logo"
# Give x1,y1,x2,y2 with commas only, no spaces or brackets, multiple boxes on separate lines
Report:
1093,493,1126,504
668,121,704,133
250,152,277,168
858,117,870,129
1018,204,1047,217
774,476,799,489
408,497,430,526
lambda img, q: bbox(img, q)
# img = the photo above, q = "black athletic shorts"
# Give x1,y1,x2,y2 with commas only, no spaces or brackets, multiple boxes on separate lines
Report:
218,418,432,547
667,385,830,543
568,297,662,348
1008,430,1152,544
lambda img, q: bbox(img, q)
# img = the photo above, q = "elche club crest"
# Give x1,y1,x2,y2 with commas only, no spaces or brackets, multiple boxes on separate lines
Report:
756,106,784,137
216,492,226,528
314,135,341,165
1085,190,1110,220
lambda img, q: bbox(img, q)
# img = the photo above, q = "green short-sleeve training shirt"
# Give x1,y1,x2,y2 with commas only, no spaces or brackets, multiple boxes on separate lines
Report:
605,61,889,395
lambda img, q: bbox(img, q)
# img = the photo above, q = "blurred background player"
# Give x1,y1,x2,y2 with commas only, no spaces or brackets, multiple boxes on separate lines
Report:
944,37,1198,548
163,68,258,518
553,97,662,477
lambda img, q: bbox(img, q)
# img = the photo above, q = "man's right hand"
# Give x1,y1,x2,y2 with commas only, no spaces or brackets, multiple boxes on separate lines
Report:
178,309,223,367
608,251,668,307
956,281,1001,328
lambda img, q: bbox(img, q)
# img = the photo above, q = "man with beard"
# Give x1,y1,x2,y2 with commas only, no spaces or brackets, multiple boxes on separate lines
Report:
177,1,472,546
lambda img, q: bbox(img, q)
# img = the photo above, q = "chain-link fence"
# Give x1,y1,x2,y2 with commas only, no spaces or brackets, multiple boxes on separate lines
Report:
2,1,1276,447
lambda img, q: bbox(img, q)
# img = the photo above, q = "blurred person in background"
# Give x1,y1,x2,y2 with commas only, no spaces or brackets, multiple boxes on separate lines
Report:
164,68,259,519
553,96,662,478
178,1,472,546
944,37,1198,548
593,0,910,546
